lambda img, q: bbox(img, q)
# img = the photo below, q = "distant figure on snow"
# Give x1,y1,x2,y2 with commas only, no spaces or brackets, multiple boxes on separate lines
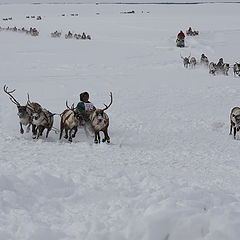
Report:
217,58,224,69
177,30,185,40
82,32,86,39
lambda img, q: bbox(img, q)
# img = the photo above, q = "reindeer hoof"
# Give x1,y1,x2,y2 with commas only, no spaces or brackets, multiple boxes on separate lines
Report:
32,135,36,139
94,140,98,144
20,130,24,134
107,139,110,143
64,135,68,139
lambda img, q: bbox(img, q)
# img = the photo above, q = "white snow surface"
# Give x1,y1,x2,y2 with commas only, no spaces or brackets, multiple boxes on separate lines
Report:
1,3,240,240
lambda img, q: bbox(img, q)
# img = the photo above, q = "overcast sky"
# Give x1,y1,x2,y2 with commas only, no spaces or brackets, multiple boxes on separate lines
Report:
0,0,239,4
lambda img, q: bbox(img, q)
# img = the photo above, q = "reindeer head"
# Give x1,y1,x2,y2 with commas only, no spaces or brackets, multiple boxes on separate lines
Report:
3,85,30,119
94,109,105,122
32,107,42,120
233,114,240,130
26,93,42,119
66,101,83,121
90,92,112,124
180,54,191,66
17,105,29,118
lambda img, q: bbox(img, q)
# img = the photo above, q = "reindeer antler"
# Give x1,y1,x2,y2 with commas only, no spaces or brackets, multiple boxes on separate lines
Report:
27,93,31,105
26,93,36,111
103,92,113,111
3,85,20,106
66,100,75,110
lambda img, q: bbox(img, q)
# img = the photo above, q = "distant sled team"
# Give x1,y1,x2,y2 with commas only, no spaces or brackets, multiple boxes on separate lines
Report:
176,27,199,48
180,53,240,77
0,26,39,36
3,85,112,144
0,26,92,40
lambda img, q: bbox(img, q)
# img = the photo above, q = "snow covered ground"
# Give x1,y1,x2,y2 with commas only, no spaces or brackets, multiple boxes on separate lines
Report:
1,2,240,240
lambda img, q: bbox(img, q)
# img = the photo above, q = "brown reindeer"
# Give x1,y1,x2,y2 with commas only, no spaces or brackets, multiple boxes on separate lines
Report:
230,107,240,139
89,92,112,144
31,109,54,139
29,96,54,139
59,102,83,142
3,85,39,137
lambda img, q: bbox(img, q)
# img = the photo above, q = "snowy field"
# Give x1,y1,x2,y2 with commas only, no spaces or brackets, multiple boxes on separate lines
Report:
1,2,240,240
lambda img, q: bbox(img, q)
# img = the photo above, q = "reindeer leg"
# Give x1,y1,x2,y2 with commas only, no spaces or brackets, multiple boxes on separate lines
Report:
32,124,37,139
234,127,236,139
94,131,99,144
102,129,110,143
68,129,73,142
39,126,44,136
97,132,101,144
59,127,63,140
46,128,51,138
72,126,78,138
59,121,64,140
230,124,233,135
20,123,24,134
64,129,68,139
36,127,40,139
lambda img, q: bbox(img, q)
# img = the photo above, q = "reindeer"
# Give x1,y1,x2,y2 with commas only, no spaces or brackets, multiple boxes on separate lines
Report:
31,104,54,139
180,54,190,68
59,102,83,142
65,31,73,39
89,92,112,144
189,57,197,68
74,33,81,39
230,107,240,139
233,63,240,77
51,31,61,38
81,32,87,39
221,63,230,75
209,62,217,75
176,38,185,48
200,54,209,66
3,85,39,137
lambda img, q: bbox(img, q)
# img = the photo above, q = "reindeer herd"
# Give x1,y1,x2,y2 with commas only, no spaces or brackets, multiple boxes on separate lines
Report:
63,31,91,40
180,53,240,77
50,30,91,40
179,54,240,140
3,85,112,144
0,26,39,36
0,26,92,40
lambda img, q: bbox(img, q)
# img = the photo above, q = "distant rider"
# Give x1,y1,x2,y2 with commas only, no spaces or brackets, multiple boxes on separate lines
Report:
217,58,224,69
177,30,185,40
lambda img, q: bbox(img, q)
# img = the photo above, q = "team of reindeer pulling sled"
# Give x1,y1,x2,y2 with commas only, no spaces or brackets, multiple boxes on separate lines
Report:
180,54,240,77
3,85,112,144
4,84,240,141
176,28,240,76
